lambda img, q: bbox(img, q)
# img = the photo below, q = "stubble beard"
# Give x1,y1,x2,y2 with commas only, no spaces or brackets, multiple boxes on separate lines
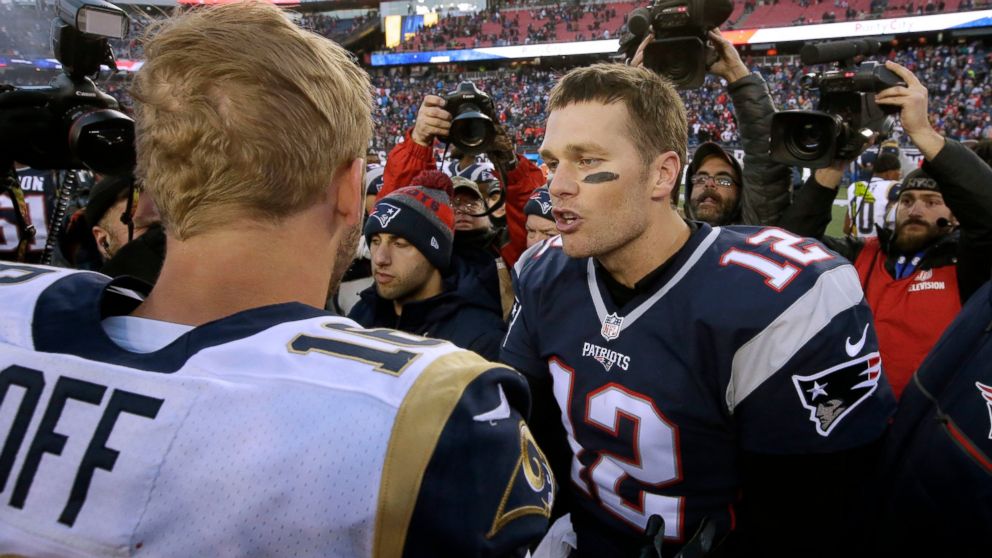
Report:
328,223,362,298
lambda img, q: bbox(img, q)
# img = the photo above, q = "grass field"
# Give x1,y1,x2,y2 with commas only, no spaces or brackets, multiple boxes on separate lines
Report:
827,188,847,236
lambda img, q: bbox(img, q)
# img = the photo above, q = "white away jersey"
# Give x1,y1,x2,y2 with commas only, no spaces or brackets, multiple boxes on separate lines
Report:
0,263,553,557
847,177,899,238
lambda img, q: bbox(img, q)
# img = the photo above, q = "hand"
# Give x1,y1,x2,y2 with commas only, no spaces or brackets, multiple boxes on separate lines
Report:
706,29,749,84
411,95,451,147
875,60,945,159
489,125,518,169
629,31,654,68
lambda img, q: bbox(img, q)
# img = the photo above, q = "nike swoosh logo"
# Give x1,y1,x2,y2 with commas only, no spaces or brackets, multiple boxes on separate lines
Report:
845,324,870,357
473,384,511,423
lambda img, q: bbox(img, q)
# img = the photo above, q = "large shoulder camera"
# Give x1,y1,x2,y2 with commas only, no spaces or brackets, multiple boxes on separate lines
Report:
0,0,135,175
442,82,497,156
620,0,733,89
769,39,906,168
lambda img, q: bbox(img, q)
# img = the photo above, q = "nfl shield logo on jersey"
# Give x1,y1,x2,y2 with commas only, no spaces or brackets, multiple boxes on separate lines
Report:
792,352,882,436
600,312,623,342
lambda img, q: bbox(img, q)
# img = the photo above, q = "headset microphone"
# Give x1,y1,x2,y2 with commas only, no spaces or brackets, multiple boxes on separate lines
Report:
936,218,951,228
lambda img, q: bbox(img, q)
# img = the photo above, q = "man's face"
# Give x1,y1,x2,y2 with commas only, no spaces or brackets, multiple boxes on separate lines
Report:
689,155,740,226
540,101,653,259
452,190,491,232
525,214,557,248
893,190,954,254
369,233,438,304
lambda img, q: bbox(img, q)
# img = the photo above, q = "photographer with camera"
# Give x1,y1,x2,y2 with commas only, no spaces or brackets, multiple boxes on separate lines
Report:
629,22,792,227
381,88,544,319
380,90,545,268
777,60,992,399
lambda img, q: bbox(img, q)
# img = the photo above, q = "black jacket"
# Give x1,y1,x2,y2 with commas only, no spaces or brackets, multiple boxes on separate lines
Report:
778,139,992,302
681,73,794,226
348,257,506,361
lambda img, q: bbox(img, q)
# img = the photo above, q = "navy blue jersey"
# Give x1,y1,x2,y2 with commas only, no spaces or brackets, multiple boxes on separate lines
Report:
877,280,992,557
0,168,58,263
502,223,895,554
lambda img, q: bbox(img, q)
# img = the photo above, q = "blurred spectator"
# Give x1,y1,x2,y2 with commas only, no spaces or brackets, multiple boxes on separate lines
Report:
1,165,59,263
349,171,506,360
844,152,903,238
523,186,556,248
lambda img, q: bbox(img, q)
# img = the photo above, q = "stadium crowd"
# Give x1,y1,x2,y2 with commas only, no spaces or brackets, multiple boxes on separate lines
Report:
366,40,989,151
2,3,992,557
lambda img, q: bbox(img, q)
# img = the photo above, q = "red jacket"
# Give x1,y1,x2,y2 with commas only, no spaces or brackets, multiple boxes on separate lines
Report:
854,238,961,398
380,131,544,267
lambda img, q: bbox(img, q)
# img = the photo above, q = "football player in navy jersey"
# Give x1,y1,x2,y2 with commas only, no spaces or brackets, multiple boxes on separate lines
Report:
0,4,552,557
502,63,896,557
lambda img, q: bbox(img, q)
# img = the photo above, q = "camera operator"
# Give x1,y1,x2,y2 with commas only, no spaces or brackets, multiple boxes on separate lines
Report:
634,29,793,227
380,93,545,268
777,60,992,399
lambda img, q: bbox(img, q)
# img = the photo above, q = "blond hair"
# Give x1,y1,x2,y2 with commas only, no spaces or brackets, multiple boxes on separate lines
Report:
548,64,687,170
132,2,373,239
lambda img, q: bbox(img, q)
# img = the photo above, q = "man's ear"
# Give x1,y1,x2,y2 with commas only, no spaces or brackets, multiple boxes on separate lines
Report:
649,151,683,202
92,226,111,259
333,158,365,228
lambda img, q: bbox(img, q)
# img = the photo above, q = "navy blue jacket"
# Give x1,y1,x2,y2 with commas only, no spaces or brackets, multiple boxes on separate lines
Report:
349,258,507,361
876,279,992,557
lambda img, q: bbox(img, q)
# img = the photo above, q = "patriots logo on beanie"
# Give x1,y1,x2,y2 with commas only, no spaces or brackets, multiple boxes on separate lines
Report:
365,170,456,270
524,186,553,219
370,202,402,228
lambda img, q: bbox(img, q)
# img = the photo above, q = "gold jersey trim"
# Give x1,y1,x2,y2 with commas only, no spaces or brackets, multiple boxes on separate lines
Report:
373,350,493,558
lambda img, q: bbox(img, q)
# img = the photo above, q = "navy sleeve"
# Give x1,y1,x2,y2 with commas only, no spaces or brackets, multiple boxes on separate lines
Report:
499,252,546,380
403,367,555,558
732,281,896,453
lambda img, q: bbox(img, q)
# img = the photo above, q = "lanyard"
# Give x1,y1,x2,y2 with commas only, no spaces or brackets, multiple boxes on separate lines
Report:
894,252,924,280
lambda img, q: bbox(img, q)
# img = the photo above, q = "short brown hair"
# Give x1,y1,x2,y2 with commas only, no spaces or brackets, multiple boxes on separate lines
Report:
548,64,687,170
132,2,373,239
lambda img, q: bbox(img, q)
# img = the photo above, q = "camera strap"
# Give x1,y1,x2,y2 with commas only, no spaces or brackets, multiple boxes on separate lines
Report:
0,168,36,262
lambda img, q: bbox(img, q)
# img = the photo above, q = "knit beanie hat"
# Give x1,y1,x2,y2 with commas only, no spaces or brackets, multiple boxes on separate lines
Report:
364,170,455,270
898,167,940,194
524,186,553,220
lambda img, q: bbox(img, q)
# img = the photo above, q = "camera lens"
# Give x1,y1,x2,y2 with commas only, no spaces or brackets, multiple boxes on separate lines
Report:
450,105,494,154
454,118,487,148
788,123,825,158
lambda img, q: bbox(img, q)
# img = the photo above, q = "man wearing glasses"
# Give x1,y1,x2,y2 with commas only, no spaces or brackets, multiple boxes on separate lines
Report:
682,142,746,226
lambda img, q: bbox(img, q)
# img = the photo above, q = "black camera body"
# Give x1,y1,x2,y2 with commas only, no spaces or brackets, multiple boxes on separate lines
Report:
0,0,134,175
442,82,497,156
770,40,906,168
621,0,732,89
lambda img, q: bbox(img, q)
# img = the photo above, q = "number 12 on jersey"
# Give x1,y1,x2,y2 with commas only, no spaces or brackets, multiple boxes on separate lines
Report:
549,358,683,540
720,228,833,291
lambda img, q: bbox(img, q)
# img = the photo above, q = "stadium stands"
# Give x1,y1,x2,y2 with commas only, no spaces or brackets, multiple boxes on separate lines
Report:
0,2,987,157
387,0,992,51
